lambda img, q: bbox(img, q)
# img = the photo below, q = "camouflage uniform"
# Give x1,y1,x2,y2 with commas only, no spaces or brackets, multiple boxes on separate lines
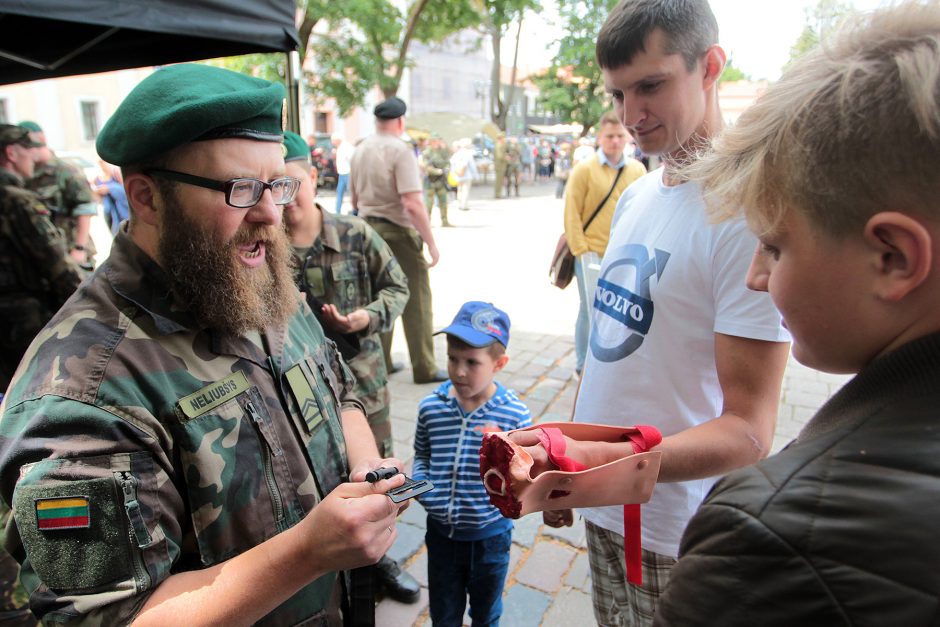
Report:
292,206,409,457
504,141,522,198
421,146,450,226
26,157,98,268
493,139,507,198
0,230,361,625
0,168,84,390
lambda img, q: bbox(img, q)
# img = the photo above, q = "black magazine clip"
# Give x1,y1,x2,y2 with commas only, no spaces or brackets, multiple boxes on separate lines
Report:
386,475,433,503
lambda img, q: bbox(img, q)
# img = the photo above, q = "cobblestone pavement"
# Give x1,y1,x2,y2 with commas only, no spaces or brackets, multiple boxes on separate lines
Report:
319,181,855,626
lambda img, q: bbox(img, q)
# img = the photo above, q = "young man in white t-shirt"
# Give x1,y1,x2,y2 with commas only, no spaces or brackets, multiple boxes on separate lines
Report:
510,1,791,625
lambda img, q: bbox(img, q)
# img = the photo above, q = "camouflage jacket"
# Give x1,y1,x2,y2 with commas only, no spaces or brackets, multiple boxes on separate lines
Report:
292,206,409,421
0,168,84,389
420,148,450,180
26,157,98,257
0,229,362,626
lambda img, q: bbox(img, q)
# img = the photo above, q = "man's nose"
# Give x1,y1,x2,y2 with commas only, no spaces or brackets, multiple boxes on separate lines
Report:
245,190,280,226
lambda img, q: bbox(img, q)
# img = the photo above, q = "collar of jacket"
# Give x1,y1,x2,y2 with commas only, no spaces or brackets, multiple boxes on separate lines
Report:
799,330,940,442
432,380,512,415
0,166,24,187
316,203,343,254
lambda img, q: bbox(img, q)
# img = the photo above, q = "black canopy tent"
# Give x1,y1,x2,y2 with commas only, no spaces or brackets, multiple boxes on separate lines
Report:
0,0,302,130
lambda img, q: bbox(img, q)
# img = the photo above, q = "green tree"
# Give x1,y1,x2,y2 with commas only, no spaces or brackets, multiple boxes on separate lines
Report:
718,58,749,84
533,0,618,137
787,0,854,66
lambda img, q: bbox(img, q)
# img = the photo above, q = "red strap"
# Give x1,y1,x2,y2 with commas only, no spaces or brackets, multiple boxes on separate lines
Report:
536,428,588,472
622,426,661,586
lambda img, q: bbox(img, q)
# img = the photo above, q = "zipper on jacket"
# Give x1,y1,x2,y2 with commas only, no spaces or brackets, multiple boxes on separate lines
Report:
246,400,285,524
115,471,152,593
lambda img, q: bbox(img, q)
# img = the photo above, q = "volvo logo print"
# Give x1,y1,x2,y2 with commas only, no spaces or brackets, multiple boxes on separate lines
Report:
590,244,670,362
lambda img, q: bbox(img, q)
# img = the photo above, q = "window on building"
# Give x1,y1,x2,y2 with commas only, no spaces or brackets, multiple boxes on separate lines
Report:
315,112,329,132
80,100,101,141
0,98,8,124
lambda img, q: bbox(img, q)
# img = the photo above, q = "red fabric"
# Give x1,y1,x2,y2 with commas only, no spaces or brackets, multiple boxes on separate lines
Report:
537,427,589,472
622,426,661,586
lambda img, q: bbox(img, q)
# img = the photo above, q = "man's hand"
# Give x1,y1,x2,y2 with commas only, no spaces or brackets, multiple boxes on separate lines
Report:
298,475,405,573
320,304,370,334
543,509,574,528
426,242,440,268
349,456,410,515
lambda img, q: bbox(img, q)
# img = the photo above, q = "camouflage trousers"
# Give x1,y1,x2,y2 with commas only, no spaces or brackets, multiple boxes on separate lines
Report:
424,178,449,226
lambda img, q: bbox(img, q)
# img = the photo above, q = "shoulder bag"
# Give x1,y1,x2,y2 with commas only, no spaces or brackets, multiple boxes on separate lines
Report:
550,165,625,289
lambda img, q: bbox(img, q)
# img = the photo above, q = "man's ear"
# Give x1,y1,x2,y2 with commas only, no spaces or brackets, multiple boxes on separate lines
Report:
864,211,933,302
702,44,726,91
124,173,160,227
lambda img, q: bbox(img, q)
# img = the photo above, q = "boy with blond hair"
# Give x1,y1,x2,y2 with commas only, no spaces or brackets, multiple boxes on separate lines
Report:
412,301,531,626
655,2,940,624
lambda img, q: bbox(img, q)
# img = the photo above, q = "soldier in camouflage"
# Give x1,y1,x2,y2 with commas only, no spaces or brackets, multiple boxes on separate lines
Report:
0,124,84,626
282,131,421,605
420,135,451,227
504,137,522,198
18,122,98,270
0,65,406,626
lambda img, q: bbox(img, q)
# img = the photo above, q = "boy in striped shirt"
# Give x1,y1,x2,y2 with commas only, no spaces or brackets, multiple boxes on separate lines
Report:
412,301,531,626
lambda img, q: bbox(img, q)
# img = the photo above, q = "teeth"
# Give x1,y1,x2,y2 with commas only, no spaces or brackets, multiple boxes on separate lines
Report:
242,242,261,259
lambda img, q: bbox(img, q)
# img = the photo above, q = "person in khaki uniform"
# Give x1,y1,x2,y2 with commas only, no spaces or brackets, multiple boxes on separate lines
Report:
282,131,421,603
492,133,507,198
349,97,447,384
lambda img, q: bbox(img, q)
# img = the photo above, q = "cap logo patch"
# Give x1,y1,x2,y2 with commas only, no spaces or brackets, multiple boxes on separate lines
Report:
471,308,503,337
35,496,91,530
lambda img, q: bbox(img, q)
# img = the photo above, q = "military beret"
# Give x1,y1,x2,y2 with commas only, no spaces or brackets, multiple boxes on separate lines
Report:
373,97,407,120
17,121,43,133
0,124,42,148
283,131,310,164
96,63,285,166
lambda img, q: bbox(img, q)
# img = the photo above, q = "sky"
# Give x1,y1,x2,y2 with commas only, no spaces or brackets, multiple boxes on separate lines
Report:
511,0,891,81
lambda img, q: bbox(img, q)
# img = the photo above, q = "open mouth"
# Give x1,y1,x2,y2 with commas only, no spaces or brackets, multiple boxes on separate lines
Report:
242,241,262,259
238,240,266,266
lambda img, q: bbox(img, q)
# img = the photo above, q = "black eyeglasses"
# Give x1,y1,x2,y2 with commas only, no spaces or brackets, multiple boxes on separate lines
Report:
145,168,300,208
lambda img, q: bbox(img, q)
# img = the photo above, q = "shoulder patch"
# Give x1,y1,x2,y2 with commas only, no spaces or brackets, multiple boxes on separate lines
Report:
35,496,91,530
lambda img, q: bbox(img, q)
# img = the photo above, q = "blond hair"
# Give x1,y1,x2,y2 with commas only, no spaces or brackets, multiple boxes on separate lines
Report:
687,1,940,237
598,111,624,128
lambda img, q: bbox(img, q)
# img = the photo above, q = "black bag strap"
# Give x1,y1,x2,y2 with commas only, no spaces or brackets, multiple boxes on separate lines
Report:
583,165,625,234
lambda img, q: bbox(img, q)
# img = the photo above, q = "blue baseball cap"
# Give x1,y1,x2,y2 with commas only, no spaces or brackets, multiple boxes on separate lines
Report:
435,301,510,348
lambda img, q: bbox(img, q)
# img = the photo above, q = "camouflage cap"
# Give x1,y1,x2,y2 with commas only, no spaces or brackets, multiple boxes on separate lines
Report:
17,120,43,133
95,63,285,166
0,124,43,148
283,131,311,164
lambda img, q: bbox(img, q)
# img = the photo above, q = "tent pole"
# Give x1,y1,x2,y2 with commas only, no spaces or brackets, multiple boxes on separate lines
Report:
286,50,301,134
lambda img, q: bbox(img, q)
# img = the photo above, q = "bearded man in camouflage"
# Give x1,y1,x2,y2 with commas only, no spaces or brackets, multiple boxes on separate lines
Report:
0,64,407,626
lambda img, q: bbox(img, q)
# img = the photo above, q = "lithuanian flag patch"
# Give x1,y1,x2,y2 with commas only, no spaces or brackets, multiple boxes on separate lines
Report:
35,496,91,530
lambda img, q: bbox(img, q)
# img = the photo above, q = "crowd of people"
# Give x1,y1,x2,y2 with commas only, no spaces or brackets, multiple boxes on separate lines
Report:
1,0,939,625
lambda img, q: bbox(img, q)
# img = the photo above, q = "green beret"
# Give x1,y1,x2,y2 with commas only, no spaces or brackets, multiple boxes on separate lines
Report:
283,131,310,164
96,63,285,166
374,97,407,120
17,121,43,133
0,124,42,148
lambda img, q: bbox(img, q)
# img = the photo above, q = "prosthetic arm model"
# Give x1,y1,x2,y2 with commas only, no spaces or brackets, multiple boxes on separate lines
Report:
479,422,662,584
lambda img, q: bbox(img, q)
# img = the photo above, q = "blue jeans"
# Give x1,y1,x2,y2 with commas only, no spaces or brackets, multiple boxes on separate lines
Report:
426,523,512,627
335,173,349,214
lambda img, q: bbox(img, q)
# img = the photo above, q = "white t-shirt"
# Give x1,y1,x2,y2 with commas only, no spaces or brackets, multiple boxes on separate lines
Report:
575,167,790,558
335,141,354,176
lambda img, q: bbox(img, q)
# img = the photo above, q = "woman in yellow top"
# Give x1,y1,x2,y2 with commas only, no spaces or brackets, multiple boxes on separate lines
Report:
563,111,647,373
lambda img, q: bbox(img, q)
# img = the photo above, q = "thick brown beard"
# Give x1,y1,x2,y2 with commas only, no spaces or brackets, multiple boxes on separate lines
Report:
157,195,298,336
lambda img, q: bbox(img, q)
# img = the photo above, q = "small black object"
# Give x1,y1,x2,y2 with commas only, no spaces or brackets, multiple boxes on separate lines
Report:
386,475,433,503
365,467,399,483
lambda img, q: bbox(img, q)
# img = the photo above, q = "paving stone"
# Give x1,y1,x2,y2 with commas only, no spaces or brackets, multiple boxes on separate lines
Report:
532,354,556,367
375,586,429,627
514,540,576,593
520,362,548,377
512,512,541,548
541,518,586,548
405,546,428,587
546,366,575,381
523,399,547,418
508,542,523,574
536,411,570,424
507,375,537,393
399,498,426,528
387,521,426,563
527,385,559,402
500,584,552,627
542,587,594,626
564,551,591,591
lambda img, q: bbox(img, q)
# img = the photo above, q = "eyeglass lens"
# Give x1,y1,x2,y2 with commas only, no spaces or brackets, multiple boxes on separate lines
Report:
228,177,300,208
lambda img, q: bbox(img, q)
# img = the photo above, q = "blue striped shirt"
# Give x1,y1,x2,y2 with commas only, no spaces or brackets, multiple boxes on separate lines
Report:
412,381,532,540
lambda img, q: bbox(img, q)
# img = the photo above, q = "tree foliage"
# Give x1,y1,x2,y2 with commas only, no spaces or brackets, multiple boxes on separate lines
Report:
534,0,619,137
718,58,749,84
787,0,854,66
